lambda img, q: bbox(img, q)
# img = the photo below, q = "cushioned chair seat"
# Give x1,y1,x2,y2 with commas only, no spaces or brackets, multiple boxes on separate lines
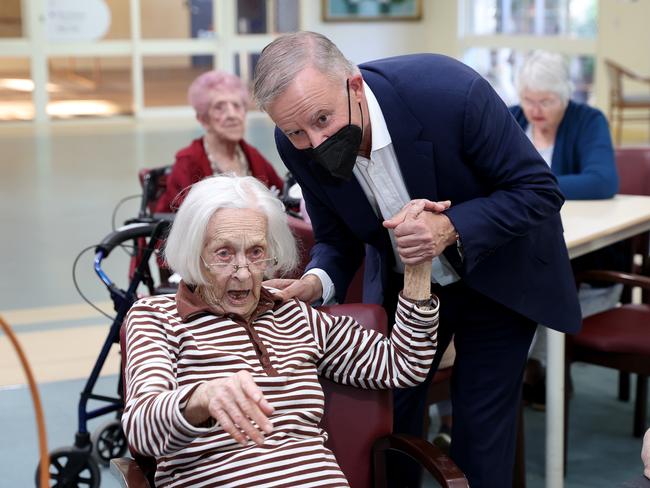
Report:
567,270,650,439
574,305,650,354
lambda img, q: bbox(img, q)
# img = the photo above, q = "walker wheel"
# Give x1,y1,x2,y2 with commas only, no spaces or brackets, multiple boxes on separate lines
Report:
35,447,100,487
91,419,128,466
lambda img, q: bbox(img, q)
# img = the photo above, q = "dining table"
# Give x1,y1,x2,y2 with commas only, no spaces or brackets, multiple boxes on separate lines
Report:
546,194,650,487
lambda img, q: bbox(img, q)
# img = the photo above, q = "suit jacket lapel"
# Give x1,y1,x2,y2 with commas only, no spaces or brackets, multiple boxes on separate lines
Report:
362,68,438,203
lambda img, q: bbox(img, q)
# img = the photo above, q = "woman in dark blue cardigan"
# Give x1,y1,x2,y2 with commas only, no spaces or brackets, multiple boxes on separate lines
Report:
511,50,623,408
509,52,618,199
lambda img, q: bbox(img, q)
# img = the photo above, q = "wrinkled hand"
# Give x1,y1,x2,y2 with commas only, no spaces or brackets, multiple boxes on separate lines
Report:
263,274,323,303
383,199,456,265
641,429,650,478
184,370,274,446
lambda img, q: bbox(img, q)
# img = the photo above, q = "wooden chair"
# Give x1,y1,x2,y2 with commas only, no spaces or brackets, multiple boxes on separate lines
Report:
616,147,650,299
614,147,650,403
605,59,650,145
566,270,650,438
111,303,469,488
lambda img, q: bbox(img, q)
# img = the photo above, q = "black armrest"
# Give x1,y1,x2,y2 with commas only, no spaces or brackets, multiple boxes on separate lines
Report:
373,433,469,488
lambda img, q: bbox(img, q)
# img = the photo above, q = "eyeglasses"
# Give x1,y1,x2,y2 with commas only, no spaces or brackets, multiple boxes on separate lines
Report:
201,256,278,275
521,96,561,110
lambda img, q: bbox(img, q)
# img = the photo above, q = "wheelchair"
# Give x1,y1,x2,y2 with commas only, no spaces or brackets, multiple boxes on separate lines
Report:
35,166,306,487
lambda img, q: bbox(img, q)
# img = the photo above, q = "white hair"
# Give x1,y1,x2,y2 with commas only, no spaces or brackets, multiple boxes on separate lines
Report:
164,175,298,286
253,31,360,112
516,50,574,104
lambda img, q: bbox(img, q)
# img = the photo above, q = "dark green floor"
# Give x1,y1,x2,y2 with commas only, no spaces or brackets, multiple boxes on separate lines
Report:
422,363,647,487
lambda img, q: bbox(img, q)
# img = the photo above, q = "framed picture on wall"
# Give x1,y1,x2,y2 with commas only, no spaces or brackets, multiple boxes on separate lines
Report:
322,0,422,22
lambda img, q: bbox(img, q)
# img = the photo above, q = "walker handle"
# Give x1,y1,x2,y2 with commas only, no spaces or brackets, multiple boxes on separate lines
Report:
95,221,165,257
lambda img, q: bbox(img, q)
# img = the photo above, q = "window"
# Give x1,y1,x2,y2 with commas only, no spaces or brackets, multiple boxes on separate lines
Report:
461,0,597,103
464,0,597,37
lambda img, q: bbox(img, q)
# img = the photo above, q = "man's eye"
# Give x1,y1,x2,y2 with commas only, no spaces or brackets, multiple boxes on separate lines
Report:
317,114,329,125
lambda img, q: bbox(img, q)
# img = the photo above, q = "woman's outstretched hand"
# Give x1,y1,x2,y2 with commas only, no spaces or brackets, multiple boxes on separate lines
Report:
184,370,274,446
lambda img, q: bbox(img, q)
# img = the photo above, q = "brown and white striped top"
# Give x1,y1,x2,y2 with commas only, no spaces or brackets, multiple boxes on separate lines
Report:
122,282,438,487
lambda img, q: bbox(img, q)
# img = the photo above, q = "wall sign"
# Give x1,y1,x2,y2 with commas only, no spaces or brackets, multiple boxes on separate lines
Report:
47,0,111,42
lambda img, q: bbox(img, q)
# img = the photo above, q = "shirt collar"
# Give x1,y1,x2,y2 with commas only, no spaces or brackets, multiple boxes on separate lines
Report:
176,280,281,322
363,81,392,153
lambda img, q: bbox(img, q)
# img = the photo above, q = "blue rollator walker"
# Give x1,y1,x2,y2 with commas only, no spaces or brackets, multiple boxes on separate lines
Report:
36,217,171,488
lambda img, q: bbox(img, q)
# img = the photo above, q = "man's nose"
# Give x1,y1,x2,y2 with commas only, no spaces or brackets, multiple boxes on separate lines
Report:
307,131,328,149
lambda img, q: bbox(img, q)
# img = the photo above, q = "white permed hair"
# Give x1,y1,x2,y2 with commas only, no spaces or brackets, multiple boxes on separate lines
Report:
516,50,574,104
163,175,298,286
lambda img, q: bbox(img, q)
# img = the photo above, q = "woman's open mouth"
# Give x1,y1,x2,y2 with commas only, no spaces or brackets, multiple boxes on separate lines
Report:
227,290,250,303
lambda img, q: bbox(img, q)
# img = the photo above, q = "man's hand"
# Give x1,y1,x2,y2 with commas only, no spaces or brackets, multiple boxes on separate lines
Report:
184,371,274,447
263,274,323,303
383,199,457,265
642,428,650,478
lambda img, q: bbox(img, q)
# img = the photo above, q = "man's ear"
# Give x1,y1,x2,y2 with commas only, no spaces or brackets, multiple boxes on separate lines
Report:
348,73,364,103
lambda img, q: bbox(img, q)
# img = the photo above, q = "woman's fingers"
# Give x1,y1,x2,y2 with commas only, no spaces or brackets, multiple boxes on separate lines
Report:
206,372,274,446
263,275,322,302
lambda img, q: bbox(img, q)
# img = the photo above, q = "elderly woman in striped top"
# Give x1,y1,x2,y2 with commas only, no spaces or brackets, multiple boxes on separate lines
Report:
122,175,440,488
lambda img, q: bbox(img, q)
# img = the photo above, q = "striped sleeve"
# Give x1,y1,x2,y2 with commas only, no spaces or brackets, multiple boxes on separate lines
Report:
312,294,439,389
121,298,217,458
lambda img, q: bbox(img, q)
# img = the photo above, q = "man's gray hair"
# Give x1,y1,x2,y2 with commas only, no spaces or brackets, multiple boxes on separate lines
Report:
164,175,298,286
516,50,574,104
253,31,359,112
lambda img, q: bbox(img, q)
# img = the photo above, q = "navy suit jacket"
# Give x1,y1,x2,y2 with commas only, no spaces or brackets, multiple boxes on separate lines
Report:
275,54,581,333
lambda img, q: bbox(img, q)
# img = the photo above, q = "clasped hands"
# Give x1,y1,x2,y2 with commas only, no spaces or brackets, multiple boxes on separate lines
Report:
266,198,456,302
382,198,456,265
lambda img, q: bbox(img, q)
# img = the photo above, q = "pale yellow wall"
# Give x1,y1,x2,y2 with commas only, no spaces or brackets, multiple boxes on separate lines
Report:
595,0,650,112
140,0,189,38
103,0,130,39
300,0,459,65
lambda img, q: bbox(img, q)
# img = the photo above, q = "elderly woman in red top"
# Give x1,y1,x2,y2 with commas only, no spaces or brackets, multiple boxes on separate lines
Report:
123,175,440,487
155,70,284,213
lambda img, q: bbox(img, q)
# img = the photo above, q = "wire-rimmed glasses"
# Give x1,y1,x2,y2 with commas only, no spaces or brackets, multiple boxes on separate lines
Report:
201,256,278,275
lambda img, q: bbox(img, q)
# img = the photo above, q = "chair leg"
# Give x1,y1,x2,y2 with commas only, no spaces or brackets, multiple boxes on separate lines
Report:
619,371,631,402
634,374,648,438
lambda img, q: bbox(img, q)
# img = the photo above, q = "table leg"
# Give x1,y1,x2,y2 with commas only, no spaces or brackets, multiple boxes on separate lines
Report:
546,328,566,488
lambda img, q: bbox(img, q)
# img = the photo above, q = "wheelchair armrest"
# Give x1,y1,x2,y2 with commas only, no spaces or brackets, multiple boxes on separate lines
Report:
576,270,650,290
110,458,152,488
373,433,469,488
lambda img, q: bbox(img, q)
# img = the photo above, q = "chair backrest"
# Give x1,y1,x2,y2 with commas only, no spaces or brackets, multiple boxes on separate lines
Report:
286,216,365,303
318,303,391,488
616,147,650,196
605,59,624,104
286,215,316,279
119,303,390,488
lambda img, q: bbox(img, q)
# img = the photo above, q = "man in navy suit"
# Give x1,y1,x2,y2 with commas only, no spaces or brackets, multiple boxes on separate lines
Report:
253,31,581,487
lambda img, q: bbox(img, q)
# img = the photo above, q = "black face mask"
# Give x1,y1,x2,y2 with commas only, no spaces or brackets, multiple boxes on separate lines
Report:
305,80,363,182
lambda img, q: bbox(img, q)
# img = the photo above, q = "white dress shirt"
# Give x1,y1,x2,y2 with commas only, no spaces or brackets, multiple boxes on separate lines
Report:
307,82,460,304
